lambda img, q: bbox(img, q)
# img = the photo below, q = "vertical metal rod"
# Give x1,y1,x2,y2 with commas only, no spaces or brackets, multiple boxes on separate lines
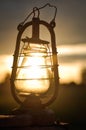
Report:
32,18,39,40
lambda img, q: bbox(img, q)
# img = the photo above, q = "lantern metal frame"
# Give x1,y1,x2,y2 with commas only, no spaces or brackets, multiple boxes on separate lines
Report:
10,3,59,108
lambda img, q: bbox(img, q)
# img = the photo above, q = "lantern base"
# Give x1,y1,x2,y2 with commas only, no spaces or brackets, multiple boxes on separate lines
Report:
10,107,56,126
10,94,56,126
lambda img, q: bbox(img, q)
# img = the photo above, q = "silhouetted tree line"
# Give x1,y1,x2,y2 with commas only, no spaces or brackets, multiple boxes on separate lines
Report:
81,67,86,85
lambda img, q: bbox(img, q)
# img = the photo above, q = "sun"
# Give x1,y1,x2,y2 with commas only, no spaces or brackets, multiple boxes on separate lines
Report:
15,53,50,94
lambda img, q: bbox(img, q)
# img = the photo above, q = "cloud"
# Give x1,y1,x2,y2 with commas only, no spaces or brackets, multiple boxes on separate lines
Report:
59,54,86,63
58,44,86,63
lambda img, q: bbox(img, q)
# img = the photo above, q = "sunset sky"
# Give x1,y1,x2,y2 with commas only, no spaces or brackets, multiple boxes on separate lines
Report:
0,0,86,84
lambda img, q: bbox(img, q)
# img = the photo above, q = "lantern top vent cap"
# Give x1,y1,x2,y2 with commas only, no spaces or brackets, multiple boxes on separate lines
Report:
22,37,49,44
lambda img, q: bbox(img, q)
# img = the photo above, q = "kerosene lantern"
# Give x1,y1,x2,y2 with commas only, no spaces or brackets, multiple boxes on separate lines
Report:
10,3,59,125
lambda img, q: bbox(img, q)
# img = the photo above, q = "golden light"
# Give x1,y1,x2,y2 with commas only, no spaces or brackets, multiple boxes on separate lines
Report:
15,44,50,94
0,55,13,83
59,63,81,84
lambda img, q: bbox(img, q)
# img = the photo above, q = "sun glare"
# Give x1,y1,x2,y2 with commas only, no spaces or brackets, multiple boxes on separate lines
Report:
15,53,50,94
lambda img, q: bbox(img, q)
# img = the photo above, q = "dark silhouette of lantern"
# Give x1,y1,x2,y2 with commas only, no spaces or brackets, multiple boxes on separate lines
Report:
10,4,59,119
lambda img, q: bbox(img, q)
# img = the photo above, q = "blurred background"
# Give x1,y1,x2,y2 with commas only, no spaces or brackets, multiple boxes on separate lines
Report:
0,0,86,124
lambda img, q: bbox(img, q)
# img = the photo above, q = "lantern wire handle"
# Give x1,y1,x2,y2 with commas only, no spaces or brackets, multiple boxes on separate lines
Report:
19,3,57,26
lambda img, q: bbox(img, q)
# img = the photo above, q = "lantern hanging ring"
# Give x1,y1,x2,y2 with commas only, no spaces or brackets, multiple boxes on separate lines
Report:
33,7,40,18
19,3,57,27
